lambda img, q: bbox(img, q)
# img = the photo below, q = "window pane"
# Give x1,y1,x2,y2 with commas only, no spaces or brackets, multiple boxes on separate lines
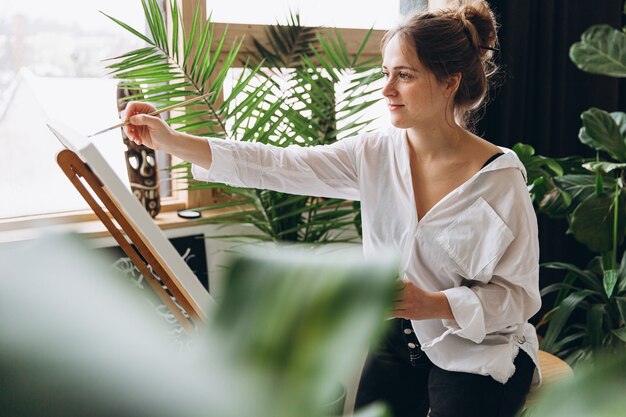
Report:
206,0,401,29
222,68,389,145
0,1,155,219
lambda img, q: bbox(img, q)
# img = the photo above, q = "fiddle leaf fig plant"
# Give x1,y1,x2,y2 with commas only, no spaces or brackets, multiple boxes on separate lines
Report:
518,8,626,364
569,24,626,78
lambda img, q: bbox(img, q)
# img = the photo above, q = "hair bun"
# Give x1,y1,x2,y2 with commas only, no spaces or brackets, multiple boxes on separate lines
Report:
457,1,498,59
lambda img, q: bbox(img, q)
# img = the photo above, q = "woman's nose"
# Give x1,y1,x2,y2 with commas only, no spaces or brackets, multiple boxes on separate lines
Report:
382,77,396,97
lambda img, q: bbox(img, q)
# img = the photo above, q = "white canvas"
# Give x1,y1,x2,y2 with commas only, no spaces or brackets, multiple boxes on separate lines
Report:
47,119,214,320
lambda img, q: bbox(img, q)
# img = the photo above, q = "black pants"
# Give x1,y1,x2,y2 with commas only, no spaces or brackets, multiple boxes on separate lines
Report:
355,319,535,417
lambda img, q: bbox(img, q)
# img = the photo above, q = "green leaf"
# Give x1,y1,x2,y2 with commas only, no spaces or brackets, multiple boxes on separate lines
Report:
541,290,596,352
249,14,318,69
183,3,200,58
618,253,626,293
570,194,624,253
570,24,626,77
188,19,212,80
558,174,615,205
542,261,604,294
538,186,572,217
170,0,180,62
209,248,398,417
611,327,626,343
604,269,619,298
611,111,626,137
512,142,535,158
513,142,568,212
551,331,587,352
615,296,626,322
544,158,565,176
582,161,626,174
351,28,374,67
579,108,626,161
587,304,606,349
100,11,153,45
540,282,581,297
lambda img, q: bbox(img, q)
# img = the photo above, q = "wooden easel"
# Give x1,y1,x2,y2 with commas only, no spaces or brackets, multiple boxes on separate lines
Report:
57,149,204,334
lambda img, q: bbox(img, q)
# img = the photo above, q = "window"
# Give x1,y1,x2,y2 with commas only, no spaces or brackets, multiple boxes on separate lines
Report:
1,0,395,221
213,0,398,142
0,0,153,219
207,0,401,29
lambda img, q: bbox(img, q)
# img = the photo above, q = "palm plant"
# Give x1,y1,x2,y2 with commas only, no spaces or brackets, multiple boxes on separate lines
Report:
104,0,382,244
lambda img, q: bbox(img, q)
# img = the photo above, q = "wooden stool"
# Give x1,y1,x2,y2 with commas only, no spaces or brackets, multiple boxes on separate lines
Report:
525,350,574,405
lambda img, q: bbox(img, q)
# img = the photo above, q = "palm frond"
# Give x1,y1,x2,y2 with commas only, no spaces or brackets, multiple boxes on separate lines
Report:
106,4,384,243
249,12,318,69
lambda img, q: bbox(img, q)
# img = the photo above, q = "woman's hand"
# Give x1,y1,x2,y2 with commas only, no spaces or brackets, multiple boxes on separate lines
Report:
122,101,176,150
393,280,454,321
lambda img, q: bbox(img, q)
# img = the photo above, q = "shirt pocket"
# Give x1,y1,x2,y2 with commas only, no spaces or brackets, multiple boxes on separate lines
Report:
435,197,514,283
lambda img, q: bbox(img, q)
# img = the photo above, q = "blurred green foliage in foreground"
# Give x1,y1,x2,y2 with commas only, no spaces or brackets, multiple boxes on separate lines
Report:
0,234,396,417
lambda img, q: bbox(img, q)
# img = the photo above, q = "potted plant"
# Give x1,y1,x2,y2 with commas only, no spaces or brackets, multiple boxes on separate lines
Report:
104,0,383,245
514,10,626,365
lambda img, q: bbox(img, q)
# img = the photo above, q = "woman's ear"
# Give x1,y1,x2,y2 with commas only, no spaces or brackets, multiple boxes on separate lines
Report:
443,73,462,98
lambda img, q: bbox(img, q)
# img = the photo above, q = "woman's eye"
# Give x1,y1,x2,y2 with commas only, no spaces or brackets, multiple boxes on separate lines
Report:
399,72,412,80
382,71,390,78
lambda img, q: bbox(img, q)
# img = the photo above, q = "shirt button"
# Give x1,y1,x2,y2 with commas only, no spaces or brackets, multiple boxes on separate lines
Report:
403,328,413,334
408,342,417,349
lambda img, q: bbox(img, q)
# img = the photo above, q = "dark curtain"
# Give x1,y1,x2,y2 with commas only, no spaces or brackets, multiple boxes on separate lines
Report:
474,0,626,322
479,0,624,157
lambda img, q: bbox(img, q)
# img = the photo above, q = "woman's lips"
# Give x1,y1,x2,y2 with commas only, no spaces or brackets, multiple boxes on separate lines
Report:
388,104,404,111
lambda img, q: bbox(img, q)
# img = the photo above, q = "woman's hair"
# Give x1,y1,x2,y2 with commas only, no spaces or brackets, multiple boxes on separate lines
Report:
381,0,499,129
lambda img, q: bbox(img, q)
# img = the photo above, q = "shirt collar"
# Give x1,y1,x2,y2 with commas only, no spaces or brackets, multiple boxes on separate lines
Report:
481,147,528,183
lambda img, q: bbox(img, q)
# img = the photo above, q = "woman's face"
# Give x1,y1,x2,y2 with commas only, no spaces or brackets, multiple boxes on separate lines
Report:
381,34,452,130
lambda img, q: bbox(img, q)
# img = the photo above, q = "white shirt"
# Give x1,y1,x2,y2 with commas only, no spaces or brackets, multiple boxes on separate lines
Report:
192,126,541,384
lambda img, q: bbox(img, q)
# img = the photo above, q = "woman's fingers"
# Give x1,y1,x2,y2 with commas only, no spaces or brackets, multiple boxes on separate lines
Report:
390,308,408,319
129,114,162,128
123,101,158,142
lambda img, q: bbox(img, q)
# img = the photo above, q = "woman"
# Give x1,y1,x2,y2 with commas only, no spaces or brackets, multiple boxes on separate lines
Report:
124,1,540,416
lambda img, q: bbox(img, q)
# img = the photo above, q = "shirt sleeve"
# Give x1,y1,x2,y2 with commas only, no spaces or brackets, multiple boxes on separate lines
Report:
439,172,541,344
441,269,540,343
191,136,362,201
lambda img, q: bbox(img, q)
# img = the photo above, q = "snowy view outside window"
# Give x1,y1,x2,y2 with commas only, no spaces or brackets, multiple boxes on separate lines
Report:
1,0,398,219
0,0,148,218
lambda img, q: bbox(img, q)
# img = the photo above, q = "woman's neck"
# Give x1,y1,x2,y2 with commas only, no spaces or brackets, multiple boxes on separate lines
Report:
405,121,468,162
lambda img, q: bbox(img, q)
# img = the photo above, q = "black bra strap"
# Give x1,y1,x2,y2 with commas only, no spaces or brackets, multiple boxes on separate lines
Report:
481,152,504,169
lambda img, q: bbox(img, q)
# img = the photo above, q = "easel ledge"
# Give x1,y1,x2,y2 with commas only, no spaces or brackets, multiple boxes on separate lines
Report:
57,149,206,334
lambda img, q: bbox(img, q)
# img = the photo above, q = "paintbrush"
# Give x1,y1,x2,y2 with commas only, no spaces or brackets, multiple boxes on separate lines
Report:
87,91,215,137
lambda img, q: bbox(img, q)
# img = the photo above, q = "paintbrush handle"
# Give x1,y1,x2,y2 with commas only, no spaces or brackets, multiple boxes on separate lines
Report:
88,92,215,137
